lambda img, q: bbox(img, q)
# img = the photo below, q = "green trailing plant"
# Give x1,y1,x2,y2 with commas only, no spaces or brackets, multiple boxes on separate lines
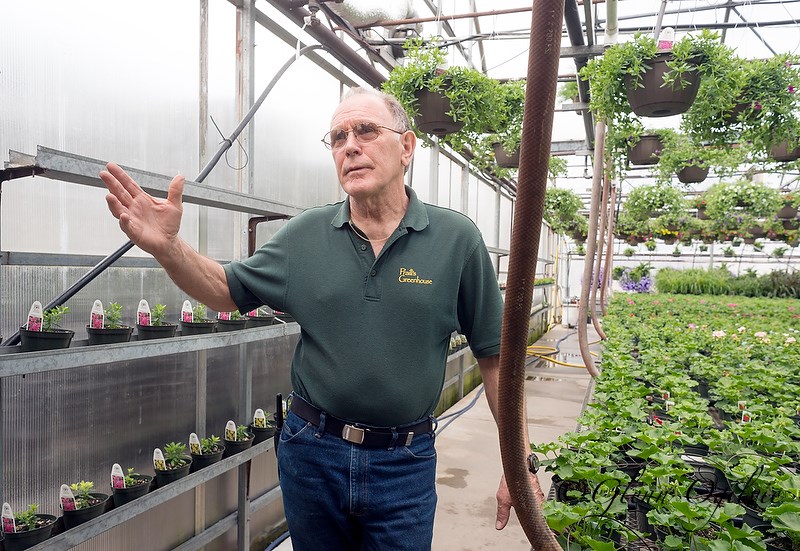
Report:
69,481,96,510
163,442,188,469
533,277,555,286
703,178,784,235
557,80,579,103
103,302,124,329
200,435,222,454
623,247,636,257
548,156,568,181
544,187,584,235
151,304,167,326
653,131,745,184
42,305,69,331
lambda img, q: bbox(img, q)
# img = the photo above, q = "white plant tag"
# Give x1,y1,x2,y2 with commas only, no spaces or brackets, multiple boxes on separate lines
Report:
741,411,753,423
218,311,231,321
189,433,201,455
253,408,267,428
738,400,747,411
181,300,193,323
153,448,167,471
247,309,258,317
26,301,44,332
2,502,16,534
111,463,125,489
657,27,674,50
137,299,151,326
665,400,675,412
90,300,105,329
225,420,237,441
60,484,77,511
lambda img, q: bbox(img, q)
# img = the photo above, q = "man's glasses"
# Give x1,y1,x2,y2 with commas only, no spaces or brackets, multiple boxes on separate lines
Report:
321,122,404,150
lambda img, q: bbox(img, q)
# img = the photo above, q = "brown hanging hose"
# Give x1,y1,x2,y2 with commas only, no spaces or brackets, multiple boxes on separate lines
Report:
497,0,565,548
600,184,617,315
588,161,609,340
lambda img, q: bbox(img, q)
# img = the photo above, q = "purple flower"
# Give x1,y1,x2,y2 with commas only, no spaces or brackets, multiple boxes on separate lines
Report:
789,85,796,94
753,101,762,110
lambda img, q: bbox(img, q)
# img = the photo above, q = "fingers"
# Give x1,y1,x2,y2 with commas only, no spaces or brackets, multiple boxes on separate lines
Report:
100,168,134,207
495,475,512,530
167,174,185,211
106,162,144,201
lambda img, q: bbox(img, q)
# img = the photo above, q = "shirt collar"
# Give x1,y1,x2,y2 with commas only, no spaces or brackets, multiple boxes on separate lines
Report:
331,186,429,232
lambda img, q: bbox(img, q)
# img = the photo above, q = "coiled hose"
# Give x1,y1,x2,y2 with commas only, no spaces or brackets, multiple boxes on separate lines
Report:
497,0,565,548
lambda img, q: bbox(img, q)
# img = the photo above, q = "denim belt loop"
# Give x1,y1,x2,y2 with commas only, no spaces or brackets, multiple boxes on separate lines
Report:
315,411,327,439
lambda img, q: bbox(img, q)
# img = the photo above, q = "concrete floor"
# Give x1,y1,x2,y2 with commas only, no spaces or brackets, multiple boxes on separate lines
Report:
274,324,599,551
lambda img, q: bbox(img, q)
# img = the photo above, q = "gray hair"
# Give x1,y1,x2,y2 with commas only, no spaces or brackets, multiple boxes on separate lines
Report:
342,87,412,133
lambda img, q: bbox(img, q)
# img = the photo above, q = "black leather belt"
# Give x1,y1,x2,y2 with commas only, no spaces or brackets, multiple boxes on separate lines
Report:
289,396,433,448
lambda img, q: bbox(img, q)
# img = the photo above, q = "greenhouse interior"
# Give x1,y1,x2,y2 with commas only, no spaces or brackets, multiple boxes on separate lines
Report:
1,0,800,550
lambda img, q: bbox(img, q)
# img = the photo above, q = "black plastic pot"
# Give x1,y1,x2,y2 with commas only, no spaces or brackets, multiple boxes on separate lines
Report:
216,319,247,332
413,88,463,136
627,135,663,165
492,142,519,168
550,475,588,504
18,327,74,352
62,493,111,529
275,313,296,324
2,514,57,551
86,325,133,345
180,320,217,336
223,434,255,458
677,165,709,184
154,457,192,488
190,447,225,472
624,52,701,117
245,315,276,328
770,141,800,162
136,323,178,340
248,423,276,445
111,475,153,507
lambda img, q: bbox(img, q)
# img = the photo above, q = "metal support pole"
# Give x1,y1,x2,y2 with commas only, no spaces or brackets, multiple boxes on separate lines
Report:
653,0,669,40
429,140,440,205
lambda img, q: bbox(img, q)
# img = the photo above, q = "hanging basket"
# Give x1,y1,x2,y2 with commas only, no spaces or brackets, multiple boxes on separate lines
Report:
777,203,798,219
676,165,709,184
627,134,663,165
624,53,701,117
769,141,800,162
492,142,520,168
413,88,463,136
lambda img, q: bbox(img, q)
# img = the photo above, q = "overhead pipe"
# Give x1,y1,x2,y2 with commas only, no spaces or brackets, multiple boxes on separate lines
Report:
1,45,325,347
497,0,564,547
563,0,595,146
600,183,616,315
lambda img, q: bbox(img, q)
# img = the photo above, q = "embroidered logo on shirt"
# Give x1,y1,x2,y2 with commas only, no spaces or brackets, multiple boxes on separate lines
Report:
398,267,433,285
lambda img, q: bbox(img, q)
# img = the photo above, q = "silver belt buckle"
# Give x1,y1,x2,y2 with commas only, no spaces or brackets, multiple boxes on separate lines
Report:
342,424,365,444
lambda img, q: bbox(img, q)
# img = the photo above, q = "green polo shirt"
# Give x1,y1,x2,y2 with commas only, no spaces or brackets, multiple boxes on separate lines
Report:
224,186,503,426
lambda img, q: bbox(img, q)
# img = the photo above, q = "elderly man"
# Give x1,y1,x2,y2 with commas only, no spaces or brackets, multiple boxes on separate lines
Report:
100,87,541,550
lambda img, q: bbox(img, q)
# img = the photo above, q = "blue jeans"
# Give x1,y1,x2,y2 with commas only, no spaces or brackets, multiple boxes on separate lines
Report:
277,410,438,551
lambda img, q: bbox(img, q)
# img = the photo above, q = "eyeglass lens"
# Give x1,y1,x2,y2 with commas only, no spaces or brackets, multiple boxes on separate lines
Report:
328,123,381,149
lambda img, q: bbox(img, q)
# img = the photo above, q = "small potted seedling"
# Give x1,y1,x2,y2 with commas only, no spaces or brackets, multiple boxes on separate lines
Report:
222,421,255,458
60,481,110,529
153,442,192,488
179,301,217,335
136,300,178,340
18,301,74,352
86,300,133,345
110,463,152,507
216,310,247,332
245,306,276,328
248,409,277,445
189,433,225,472
1,503,57,550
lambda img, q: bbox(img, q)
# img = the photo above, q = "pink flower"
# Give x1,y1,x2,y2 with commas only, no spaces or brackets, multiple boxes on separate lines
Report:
688,323,697,329
627,299,635,305
790,85,796,94
785,336,796,345
753,101,762,110
712,330,726,338
738,326,746,333
754,331,767,338
789,307,796,312
727,303,738,308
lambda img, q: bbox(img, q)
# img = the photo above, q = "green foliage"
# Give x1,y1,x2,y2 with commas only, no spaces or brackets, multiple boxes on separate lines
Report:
123,467,146,488
192,303,208,322
533,277,555,286
103,302,123,329
612,266,626,280
232,425,252,442
548,156,569,181
557,80,579,103
653,131,745,184
228,310,244,321
623,247,636,257
655,266,800,298
42,305,69,331
200,435,222,454
704,179,784,232
69,481,95,510
163,442,187,469
151,304,167,326
13,504,42,532
544,187,584,235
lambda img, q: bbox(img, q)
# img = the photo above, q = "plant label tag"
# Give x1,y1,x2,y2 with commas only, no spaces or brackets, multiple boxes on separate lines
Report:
218,311,231,321
797,405,800,416
189,433,201,455
225,420,237,441
738,400,747,411
90,300,105,329
665,400,675,412
181,300,193,323
2,503,16,534
247,309,258,317
153,449,167,471
741,411,752,423
657,27,674,50
253,408,267,428
662,391,670,401
137,300,151,326
111,463,125,489
26,301,44,332
60,484,77,511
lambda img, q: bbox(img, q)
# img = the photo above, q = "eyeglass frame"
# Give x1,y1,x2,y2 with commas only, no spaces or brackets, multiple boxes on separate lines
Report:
321,121,406,150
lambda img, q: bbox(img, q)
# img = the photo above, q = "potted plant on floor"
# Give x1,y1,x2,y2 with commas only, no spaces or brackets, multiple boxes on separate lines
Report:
216,310,247,332
110,464,152,507
222,421,255,458
153,442,192,487
1,503,57,551
18,302,74,352
86,301,133,345
60,481,110,529
136,301,178,340
189,433,225,472
248,409,277,445
180,301,217,336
